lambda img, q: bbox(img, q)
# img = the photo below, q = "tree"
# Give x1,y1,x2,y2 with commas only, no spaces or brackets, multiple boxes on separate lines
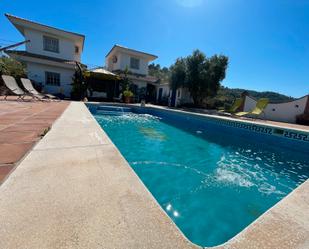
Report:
148,63,160,74
169,58,186,90
120,66,133,91
70,65,88,100
0,56,26,78
148,63,170,82
169,50,228,106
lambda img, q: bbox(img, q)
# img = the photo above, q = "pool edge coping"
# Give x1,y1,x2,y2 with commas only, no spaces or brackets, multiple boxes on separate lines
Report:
88,102,309,134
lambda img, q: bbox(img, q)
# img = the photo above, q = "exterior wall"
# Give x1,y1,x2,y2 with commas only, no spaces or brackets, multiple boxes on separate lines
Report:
243,95,308,123
24,28,81,62
27,62,75,97
156,84,170,101
176,88,193,106
243,96,257,112
106,52,121,72
106,51,148,75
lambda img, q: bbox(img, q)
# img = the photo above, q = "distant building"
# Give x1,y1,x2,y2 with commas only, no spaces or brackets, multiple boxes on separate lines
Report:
5,14,85,97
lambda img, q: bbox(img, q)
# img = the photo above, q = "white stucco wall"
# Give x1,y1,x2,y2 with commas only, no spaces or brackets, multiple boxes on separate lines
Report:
176,88,193,106
106,53,121,72
106,51,148,75
243,95,308,123
243,96,257,112
24,28,81,62
27,62,75,97
156,84,170,101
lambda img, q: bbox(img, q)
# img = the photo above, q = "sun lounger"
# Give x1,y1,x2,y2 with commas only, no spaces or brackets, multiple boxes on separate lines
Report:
1,75,32,100
20,78,59,100
219,98,243,114
235,98,269,117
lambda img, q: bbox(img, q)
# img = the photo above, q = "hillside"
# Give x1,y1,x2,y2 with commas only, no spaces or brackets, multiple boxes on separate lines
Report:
186,87,296,109
218,87,295,103
205,87,295,109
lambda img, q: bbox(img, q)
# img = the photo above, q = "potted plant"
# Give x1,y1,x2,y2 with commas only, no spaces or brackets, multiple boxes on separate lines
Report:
123,89,134,103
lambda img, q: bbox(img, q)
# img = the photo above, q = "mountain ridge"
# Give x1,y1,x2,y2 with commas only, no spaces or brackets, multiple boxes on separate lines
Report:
218,87,295,104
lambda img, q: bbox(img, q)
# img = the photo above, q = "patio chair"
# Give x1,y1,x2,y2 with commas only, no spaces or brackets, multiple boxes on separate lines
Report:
219,98,243,114
20,78,60,101
235,98,269,117
1,75,32,100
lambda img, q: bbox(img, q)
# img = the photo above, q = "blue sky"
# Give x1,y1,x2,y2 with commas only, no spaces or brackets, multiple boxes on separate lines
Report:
0,0,308,97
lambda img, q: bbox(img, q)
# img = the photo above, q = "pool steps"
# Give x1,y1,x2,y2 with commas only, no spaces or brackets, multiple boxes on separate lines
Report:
96,105,132,116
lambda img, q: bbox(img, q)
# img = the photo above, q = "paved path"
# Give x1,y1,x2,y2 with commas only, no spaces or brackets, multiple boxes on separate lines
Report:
0,100,69,184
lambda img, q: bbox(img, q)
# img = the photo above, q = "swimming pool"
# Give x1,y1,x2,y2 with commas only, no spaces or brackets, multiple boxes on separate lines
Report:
89,104,309,247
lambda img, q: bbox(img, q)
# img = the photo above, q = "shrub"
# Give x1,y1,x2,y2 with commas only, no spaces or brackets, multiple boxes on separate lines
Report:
123,89,134,97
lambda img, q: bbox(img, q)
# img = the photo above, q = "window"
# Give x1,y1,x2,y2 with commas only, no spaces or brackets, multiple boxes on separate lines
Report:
45,72,60,86
75,46,79,54
43,36,59,53
130,57,140,70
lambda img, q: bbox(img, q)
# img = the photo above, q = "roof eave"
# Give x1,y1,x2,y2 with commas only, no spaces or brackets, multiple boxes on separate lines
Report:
4,50,83,68
106,44,158,61
5,13,85,50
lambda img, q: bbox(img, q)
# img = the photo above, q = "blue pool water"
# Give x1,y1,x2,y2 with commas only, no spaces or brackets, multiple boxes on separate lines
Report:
92,106,309,247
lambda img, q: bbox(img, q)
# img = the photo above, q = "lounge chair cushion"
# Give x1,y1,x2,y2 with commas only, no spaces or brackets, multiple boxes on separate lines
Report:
20,78,58,99
235,98,269,117
20,78,40,95
235,111,248,116
1,75,25,95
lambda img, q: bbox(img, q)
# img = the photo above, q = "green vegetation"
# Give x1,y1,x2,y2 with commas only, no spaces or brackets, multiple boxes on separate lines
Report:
0,56,27,95
71,69,88,100
0,56,26,78
170,50,228,106
148,63,170,82
123,89,134,97
170,58,186,90
120,66,133,91
40,127,51,138
212,87,294,109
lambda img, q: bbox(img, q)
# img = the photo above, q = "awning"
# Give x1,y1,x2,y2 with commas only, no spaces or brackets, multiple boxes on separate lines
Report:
86,68,121,81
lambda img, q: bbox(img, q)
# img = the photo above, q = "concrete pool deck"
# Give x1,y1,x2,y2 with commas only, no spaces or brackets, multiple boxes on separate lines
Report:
0,102,308,249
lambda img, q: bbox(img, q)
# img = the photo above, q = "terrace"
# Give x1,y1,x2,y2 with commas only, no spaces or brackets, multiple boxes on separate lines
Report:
0,99,69,183
0,100,308,249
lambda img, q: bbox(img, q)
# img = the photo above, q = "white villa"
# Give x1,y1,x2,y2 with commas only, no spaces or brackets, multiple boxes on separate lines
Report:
5,14,85,97
3,13,180,104
104,45,191,105
105,45,160,102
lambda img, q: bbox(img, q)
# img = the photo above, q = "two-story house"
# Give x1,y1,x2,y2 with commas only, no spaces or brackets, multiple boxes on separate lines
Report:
4,14,85,97
105,45,159,101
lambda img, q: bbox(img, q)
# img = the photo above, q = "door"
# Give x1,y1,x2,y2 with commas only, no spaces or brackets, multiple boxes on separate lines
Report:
146,84,156,103
170,88,177,107
158,88,163,103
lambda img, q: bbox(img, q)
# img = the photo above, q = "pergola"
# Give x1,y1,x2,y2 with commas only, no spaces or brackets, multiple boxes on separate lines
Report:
85,68,121,100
